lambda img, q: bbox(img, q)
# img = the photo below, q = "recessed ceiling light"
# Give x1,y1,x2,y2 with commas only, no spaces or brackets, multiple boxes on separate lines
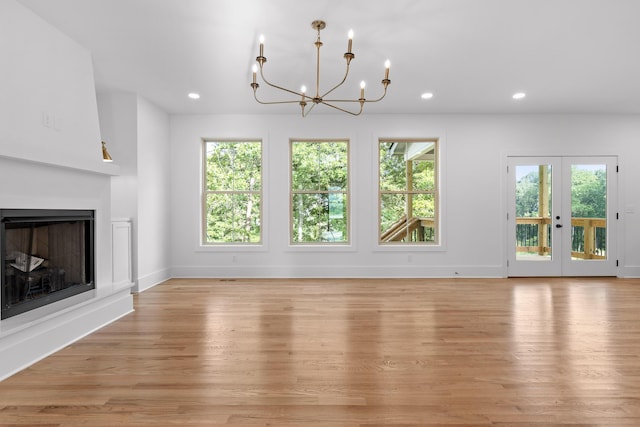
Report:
188,92,200,99
421,92,434,99
512,92,526,100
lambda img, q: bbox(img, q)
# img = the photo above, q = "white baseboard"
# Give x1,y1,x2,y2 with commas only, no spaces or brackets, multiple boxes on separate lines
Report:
170,264,506,278
619,265,640,278
135,268,171,293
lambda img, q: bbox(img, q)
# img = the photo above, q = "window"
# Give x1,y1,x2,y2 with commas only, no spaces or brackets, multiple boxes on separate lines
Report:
290,140,349,244
203,140,262,244
379,139,438,244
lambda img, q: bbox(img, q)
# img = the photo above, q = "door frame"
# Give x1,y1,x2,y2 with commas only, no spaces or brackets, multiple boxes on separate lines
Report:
506,155,618,277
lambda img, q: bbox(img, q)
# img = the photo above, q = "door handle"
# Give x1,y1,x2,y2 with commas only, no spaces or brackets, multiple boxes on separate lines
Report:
555,224,563,228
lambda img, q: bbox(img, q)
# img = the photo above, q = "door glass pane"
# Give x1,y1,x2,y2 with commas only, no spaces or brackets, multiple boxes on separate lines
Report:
570,164,607,260
515,165,552,260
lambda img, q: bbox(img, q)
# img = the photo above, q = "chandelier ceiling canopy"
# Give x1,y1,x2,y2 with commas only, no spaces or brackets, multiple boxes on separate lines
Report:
250,20,391,117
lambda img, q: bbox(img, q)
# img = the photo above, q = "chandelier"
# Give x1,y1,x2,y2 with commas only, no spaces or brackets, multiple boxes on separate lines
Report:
250,20,391,117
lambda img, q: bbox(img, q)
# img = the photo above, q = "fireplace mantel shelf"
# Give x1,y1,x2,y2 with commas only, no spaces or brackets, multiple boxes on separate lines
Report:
0,153,120,177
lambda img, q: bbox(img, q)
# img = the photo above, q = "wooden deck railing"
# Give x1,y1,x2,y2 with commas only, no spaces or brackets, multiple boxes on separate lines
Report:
381,215,606,257
516,217,606,259
381,215,435,242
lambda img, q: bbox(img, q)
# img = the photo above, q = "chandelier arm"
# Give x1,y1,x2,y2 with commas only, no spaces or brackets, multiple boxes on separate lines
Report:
259,67,307,99
361,87,389,103
253,92,305,105
322,99,366,103
301,103,318,118
320,101,364,116
319,63,351,99
323,85,389,104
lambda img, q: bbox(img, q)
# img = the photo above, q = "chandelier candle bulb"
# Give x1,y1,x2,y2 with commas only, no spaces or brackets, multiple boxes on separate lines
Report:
259,35,264,57
301,85,306,100
347,30,353,53
360,81,366,99
385,60,390,80
252,64,257,84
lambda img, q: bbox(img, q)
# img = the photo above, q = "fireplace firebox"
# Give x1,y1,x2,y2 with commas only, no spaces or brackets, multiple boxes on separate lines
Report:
1,209,95,320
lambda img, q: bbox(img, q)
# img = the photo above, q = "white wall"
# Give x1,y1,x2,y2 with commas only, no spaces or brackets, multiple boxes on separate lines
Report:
136,97,171,291
169,113,640,278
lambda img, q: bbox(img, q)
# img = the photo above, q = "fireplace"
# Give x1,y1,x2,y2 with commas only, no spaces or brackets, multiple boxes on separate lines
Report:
1,209,95,320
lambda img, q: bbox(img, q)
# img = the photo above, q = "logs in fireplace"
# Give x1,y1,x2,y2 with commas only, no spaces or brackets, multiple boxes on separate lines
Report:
1,209,95,319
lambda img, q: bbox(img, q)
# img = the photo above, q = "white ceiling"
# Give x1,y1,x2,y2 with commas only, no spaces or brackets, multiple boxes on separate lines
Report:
17,0,640,116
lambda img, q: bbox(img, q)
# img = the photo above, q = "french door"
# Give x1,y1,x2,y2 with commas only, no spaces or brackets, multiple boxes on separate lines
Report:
507,156,617,277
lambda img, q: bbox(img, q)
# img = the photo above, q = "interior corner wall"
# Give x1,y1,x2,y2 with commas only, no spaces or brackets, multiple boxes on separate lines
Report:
97,92,139,218
97,92,139,290
97,93,172,292
135,97,171,291
168,113,640,278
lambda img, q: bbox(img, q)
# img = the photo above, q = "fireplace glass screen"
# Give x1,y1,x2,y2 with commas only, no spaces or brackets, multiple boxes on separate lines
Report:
1,209,95,319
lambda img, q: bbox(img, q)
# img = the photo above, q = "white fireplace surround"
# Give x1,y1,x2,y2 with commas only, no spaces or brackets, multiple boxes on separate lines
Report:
0,1,135,380
0,1,166,379
0,157,134,380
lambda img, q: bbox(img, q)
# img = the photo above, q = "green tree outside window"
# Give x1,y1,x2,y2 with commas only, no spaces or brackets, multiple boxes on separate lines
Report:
203,140,262,244
291,141,349,244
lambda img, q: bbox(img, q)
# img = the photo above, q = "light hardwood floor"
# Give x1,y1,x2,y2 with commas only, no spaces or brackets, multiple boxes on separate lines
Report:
2,277,640,426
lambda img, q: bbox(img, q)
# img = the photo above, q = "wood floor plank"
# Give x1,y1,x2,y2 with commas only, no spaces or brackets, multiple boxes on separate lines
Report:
2,277,640,425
